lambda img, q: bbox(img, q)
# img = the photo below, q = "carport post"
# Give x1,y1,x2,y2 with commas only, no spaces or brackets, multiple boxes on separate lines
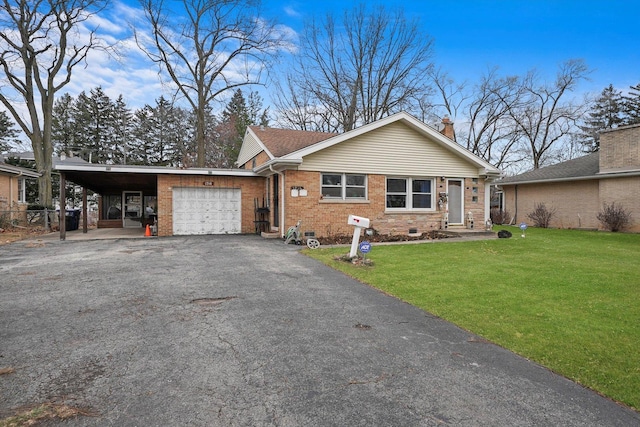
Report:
60,172,66,241
82,187,88,233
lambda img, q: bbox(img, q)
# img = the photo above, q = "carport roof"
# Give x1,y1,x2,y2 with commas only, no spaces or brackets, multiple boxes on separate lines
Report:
55,162,258,194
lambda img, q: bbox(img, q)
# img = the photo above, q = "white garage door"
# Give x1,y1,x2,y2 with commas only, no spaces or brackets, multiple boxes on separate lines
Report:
173,188,241,235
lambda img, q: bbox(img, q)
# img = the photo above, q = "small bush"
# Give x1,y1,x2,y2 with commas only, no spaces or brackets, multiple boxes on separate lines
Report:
597,202,631,232
527,202,556,228
490,208,511,225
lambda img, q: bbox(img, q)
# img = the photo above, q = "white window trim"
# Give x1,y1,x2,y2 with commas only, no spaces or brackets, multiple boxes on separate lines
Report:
321,173,368,200
385,177,436,212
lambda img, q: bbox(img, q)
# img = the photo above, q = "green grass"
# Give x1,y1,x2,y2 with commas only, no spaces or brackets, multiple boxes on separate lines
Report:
305,227,640,411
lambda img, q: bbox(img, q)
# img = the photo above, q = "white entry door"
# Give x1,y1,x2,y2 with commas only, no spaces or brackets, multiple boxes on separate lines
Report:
172,188,241,235
447,180,464,224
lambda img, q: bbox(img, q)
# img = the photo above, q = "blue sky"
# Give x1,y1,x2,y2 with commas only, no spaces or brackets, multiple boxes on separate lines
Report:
51,0,640,114
262,0,639,94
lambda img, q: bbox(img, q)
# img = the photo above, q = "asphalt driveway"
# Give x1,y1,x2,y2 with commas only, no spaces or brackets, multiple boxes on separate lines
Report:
1,235,638,426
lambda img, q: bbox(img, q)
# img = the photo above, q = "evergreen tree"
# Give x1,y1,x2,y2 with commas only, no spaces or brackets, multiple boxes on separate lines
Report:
623,82,640,125
131,104,155,165
130,97,193,166
111,95,132,164
51,93,76,156
0,110,19,152
577,84,625,152
72,87,115,163
215,89,269,167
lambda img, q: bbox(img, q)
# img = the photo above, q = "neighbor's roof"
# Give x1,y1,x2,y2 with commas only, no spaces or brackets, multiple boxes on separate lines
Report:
499,153,600,185
247,126,336,158
0,162,40,178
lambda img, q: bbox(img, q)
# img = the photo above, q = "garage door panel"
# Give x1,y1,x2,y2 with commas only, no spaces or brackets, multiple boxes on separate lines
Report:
173,188,242,235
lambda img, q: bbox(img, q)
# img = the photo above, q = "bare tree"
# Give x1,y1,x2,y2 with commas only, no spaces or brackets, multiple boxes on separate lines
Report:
275,4,434,133
428,60,590,172
0,0,107,206
507,59,590,169
428,67,526,170
137,0,285,168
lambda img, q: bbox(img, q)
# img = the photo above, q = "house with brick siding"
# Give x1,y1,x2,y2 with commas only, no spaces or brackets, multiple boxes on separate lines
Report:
54,112,501,238
497,123,640,232
237,112,501,238
0,161,40,213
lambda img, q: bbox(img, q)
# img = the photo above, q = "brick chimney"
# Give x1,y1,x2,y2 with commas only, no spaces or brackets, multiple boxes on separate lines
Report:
440,116,455,141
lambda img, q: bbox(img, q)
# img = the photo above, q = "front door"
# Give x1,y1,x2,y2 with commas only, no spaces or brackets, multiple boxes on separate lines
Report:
447,180,464,224
122,191,142,228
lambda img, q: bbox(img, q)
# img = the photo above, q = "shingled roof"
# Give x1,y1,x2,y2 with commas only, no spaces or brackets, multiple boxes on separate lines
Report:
248,126,336,158
499,152,600,184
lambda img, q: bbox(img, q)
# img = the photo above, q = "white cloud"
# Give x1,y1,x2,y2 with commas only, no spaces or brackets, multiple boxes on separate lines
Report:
1,0,301,137
283,6,301,18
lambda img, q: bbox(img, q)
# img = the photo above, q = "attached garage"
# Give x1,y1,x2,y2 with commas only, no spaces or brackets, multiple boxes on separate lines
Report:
173,187,242,235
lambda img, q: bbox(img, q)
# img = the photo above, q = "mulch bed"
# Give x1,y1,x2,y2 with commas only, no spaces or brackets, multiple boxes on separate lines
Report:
318,229,457,245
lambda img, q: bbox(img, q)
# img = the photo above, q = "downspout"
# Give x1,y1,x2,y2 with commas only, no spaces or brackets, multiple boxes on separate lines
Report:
511,185,518,225
269,164,285,238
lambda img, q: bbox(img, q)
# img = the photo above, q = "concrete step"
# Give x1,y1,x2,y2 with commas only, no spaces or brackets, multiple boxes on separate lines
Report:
260,231,281,239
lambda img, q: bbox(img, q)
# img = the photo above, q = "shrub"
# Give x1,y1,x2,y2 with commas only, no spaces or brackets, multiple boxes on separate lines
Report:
597,202,631,232
526,202,556,228
490,208,511,225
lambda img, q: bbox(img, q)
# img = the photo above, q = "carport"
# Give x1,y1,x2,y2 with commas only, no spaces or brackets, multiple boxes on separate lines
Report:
54,160,265,240
56,162,159,240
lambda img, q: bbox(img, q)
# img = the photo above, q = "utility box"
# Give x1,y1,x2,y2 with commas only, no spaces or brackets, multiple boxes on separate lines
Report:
347,214,370,228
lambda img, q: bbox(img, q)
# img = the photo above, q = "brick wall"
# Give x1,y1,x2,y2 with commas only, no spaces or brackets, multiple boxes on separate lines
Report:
281,171,486,238
241,151,270,169
599,176,640,232
0,174,14,207
503,180,600,229
156,174,266,237
600,125,640,171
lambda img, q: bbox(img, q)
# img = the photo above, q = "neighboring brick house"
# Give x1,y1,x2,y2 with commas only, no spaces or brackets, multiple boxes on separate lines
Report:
237,112,501,238
497,123,640,232
0,162,40,217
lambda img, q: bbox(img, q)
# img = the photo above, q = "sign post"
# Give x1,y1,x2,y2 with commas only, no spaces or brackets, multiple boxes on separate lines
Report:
519,222,528,238
359,241,372,261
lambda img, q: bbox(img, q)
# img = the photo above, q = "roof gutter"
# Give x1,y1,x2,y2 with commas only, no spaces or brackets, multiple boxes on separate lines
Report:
54,163,258,177
254,158,302,176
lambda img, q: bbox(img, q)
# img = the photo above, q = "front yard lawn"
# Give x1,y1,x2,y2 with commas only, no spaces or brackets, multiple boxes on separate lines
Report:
305,227,640,411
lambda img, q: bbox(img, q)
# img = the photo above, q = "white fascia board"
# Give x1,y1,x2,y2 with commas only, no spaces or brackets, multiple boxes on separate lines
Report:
280,111,501,175
54,163,258,177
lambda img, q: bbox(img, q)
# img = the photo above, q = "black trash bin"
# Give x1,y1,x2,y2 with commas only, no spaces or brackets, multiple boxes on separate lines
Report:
65,209,80,231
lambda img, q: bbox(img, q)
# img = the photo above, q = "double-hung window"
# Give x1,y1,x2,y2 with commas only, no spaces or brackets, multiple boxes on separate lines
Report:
17,178,26,203
321,173,367,200
386,177,434,210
